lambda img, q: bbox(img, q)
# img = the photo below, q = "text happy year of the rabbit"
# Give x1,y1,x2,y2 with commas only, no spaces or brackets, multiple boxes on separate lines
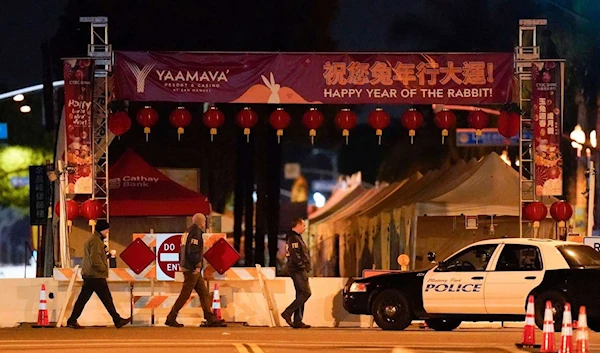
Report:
323,88,494,99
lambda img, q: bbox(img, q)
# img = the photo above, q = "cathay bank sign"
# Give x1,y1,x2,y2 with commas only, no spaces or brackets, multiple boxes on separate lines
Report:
109,176,159,189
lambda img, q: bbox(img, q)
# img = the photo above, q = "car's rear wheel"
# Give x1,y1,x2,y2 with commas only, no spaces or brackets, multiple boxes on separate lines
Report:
588,319,600,332
534,290,566,332
425,318,462,331
372,289,412,331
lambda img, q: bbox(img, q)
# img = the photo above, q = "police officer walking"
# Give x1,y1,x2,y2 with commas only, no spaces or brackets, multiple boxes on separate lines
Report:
281,218,311,329
165,213,226,328
66,220,130,329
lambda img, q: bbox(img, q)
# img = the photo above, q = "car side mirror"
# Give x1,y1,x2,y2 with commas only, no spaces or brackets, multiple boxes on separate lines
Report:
436,260,447,272
427,251,436,262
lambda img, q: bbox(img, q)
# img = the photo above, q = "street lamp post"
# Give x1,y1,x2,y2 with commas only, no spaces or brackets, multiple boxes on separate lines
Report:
570,124,597,237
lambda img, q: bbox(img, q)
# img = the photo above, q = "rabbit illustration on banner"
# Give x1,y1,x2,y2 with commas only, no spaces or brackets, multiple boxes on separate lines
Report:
262,73,280,104
231,72,321,104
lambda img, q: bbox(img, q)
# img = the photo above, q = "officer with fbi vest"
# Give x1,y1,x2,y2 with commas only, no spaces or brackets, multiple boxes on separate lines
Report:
165,213,226,328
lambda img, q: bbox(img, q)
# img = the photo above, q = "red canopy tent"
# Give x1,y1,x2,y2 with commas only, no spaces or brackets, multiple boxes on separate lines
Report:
108,148,211,216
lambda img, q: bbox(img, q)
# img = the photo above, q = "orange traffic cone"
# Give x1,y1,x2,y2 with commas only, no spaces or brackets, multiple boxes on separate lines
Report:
575,306,589,353
36,284,49,327
541,301,556,353
517,295,540,348
559,303,574,353
212,283,222,321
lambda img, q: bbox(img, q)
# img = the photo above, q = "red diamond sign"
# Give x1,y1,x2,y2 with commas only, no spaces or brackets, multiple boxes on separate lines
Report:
120,238,155,274
203,238,240,275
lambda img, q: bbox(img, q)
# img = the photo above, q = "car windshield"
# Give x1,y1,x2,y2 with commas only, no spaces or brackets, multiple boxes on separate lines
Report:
557,245,600,268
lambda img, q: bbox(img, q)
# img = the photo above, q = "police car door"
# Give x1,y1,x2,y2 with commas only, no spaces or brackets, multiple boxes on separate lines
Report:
423,244,498,314
484,244,544,314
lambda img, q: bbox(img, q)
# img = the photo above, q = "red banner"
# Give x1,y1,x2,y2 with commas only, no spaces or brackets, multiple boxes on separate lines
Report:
63,59,94,194
533,61,563,196
114,52,513,105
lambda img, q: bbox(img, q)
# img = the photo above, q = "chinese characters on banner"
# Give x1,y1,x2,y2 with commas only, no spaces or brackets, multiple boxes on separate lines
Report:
63,59,94,194
532,62,563,196
114,52,513,105
29,165,49,225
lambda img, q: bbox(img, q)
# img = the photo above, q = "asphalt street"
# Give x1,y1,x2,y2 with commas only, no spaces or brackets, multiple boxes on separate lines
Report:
0,325,599,353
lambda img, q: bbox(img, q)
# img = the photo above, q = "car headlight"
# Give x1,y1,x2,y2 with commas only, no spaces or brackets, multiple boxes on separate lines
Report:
349,282,367,293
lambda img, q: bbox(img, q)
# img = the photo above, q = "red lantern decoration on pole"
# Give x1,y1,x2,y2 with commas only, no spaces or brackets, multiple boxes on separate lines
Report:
136,106,159,142
525,201,548,237
497,110,520,144
335,108,357,145
434,109,456,144
236,107,258,143
302,108,324,145
169,106,192,141
401,108,424,144
108,112,132,138
468,108,489,143
368,108,390,145
80,198,106,232
550,201,573,231
55,199,80,232
202,106,225,141
268,108,291,144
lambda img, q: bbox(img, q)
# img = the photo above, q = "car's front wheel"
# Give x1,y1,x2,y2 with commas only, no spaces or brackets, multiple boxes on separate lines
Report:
372,289,412,331
534,290,566,332
425,318,462,331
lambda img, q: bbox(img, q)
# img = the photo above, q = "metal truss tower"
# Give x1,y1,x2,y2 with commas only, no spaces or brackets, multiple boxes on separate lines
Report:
79,17,112,221
515,19,546,238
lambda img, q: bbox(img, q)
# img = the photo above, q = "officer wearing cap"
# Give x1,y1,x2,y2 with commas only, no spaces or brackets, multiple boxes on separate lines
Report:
66,220,130,329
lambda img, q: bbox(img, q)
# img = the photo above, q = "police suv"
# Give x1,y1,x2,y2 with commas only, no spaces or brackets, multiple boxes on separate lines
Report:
343,238,600,332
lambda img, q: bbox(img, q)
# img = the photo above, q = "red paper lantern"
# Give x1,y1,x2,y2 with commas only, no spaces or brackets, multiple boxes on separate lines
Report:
202,106,225,141
335,108,357,145
497,110,520,143
54,199,80,229
468,109,489,143
434,109,456,144
368,108,390,145
169,106,192,141
136,106,159,142
525,201,548,228
108,112,132,138
550,201,573,229
401,108,424,144
81,198,106,229
302,108,324,145
269,108,291,144
236,107,258,143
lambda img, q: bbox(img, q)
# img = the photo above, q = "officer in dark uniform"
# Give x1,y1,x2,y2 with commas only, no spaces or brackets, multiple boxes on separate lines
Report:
281,218,311,329
165,213,226,328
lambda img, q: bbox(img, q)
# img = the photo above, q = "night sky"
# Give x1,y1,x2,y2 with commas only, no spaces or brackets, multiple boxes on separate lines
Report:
0,0,419,93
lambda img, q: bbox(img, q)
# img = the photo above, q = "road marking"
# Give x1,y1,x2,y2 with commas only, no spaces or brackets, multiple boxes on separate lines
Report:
392,348,415,353
233,343,250,353
248,343,265,353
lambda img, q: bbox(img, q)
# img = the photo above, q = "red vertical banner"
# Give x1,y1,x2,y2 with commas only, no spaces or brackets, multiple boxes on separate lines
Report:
63,59,94,194
533,61,563,196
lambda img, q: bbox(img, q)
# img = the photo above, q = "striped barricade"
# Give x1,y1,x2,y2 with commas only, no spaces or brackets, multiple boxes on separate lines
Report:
202,266,276,281
133,295,201,309
53,266,156,282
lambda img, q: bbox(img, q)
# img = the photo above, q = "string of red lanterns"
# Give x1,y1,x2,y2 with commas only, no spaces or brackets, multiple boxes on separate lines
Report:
121,105,520,147
80,198,106,231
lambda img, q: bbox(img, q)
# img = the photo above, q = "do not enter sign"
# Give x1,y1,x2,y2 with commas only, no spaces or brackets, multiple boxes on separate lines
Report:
156,233,182,281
